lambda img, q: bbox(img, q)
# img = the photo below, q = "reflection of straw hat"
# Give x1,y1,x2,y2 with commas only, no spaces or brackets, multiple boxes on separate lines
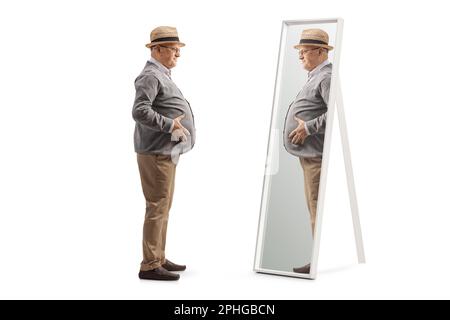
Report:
294,29,334,51
145,26,186,48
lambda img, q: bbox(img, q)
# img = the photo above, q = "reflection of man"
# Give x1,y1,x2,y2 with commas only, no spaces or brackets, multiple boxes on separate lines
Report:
132,26,195,281
283,29,333,274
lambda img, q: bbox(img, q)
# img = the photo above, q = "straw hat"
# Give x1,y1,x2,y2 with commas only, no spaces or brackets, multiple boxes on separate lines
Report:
294,28,334,51
145,26,185,48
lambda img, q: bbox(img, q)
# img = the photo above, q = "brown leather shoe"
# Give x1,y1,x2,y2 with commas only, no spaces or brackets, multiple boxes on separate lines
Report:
162,259,186,272
138,267,180,281
293,263,311,274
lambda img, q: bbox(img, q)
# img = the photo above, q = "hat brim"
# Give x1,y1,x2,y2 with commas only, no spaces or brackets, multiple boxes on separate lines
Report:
146,41,186,48
294,43,334,51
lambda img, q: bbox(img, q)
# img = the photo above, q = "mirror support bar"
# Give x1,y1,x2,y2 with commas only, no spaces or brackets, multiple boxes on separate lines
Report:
336,78,366,264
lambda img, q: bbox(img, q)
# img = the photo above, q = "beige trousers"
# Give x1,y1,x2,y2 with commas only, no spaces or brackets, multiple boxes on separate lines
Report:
299,157,322,237
137,154,176,271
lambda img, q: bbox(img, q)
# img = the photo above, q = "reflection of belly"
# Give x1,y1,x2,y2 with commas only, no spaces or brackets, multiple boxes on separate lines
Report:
283,106,325,151
284,121,297,143
284,108,299,141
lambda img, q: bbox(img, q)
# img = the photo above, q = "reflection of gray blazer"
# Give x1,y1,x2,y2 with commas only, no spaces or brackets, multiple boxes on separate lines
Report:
283,63,332,158
132,61,196,156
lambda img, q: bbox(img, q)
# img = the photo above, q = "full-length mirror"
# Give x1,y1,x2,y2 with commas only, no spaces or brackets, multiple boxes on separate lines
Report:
254,19,343,279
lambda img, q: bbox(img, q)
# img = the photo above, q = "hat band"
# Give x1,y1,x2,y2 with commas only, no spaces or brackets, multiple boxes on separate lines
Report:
299,39,328,46
152,36,180,43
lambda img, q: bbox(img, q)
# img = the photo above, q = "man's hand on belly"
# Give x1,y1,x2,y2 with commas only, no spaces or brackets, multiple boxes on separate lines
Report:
171,114,190,142
289,116,308,145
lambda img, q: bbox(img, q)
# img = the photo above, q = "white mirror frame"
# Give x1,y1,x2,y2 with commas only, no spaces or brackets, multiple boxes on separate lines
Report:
254,18,344,280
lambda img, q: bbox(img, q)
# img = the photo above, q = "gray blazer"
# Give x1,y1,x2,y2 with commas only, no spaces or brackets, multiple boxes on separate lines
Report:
283,63,332,158
132,61,196,157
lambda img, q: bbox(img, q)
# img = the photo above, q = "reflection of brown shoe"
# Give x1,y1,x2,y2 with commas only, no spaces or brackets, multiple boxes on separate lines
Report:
162,259,186,272
138,267,180,281
293,264,311,274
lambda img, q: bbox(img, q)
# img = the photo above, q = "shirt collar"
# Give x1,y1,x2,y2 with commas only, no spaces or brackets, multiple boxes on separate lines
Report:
308,59,330,79
149,57,171,78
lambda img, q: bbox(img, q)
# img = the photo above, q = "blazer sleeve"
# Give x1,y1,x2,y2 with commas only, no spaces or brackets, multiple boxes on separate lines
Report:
132,74,174,133
305,76,330,135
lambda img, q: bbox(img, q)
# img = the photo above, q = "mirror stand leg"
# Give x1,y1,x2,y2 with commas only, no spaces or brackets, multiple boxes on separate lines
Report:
336,78,366,264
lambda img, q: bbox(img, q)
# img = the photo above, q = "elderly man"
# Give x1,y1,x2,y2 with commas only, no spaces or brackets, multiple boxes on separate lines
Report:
283,29,333,274
132,26,195,281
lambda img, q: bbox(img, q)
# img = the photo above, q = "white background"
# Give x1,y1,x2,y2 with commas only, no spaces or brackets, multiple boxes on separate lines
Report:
0,0,449,299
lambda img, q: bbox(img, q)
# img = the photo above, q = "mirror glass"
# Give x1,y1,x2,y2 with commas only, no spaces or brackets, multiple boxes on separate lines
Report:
254,19,341,278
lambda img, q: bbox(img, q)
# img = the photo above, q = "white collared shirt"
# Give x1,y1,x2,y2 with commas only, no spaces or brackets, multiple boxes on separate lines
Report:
308,59,330,81
149,57,171,80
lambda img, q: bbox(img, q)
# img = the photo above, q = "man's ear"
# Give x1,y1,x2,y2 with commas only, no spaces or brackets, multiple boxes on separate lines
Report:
151,46,161,58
